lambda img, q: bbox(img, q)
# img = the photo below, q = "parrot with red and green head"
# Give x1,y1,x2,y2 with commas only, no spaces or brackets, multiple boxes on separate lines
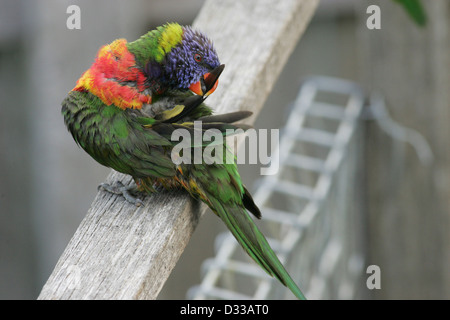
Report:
62,23,306,300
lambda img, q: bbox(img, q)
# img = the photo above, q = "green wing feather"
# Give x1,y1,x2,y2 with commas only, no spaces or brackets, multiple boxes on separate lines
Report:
62,90,176,179
149,92,305,298
210,198,306,300
62,88,305,299
178,145,306,299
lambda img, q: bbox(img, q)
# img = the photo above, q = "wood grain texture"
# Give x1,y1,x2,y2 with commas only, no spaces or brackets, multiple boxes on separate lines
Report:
38,0,319,300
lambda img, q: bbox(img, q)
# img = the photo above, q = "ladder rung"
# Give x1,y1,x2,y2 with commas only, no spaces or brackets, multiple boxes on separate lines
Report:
308,101,346,120
292,128,335,146
194,286,255,300
260,207,298,225
284,154,326,172
272,180,314,199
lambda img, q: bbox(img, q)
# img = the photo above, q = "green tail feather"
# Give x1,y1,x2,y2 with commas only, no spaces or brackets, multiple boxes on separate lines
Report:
208,197,306,300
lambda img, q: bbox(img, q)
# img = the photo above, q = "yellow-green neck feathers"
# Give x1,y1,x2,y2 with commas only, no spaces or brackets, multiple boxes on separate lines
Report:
127,23,183,65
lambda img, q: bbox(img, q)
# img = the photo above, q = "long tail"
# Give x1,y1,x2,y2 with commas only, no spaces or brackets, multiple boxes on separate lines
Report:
207,196,306,300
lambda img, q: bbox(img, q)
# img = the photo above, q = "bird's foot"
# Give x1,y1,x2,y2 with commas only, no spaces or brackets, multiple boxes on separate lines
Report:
98,181,144,207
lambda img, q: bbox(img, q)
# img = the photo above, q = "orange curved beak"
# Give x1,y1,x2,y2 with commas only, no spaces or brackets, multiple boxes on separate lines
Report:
189,64,225,97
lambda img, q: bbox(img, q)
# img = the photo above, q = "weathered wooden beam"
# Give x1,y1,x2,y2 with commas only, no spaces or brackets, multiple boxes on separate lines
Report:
38,0,319,300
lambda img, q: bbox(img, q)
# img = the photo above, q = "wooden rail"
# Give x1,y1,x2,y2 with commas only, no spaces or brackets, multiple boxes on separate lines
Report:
38,0,319,299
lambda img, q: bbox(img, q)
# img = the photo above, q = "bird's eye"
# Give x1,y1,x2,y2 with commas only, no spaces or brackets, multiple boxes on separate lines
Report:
194,53,202,63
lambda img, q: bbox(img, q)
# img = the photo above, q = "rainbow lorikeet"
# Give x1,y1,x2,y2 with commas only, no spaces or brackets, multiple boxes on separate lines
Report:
61,23,305,300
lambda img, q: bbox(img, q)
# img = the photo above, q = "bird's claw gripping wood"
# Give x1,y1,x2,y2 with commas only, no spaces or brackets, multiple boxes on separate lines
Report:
98,181,144,207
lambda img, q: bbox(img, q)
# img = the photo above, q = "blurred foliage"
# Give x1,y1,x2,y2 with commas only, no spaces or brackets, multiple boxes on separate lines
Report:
393,0,427,26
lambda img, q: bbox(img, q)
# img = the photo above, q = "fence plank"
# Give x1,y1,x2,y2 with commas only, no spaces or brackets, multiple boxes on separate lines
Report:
38,0,319,300
359,0,450,299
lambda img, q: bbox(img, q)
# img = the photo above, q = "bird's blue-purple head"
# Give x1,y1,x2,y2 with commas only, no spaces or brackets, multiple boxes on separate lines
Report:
137,23,224,96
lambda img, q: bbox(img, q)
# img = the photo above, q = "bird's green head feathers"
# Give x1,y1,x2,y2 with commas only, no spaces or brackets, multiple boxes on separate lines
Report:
127,23,222,93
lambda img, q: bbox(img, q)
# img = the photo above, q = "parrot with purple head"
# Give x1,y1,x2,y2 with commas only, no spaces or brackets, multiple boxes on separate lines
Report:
61,23,306,299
